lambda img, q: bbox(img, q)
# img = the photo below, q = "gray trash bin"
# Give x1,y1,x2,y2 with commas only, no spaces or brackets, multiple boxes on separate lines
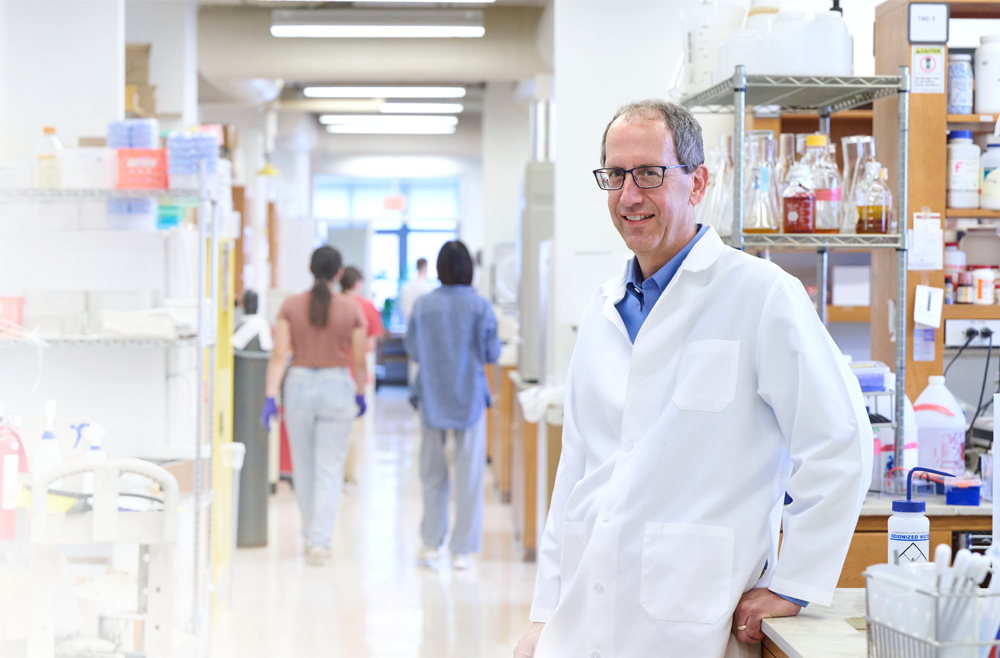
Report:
233,348,270,547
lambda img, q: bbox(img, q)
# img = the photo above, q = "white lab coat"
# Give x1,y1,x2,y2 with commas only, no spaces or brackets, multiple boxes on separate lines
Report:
530,227,872,658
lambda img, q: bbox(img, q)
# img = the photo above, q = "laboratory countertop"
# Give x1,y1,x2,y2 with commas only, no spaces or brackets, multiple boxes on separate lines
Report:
860,491,992,516
762,588,867,658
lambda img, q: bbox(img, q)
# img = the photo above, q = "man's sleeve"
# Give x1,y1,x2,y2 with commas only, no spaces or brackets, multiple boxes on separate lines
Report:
756,275,873,607
530,356,587,622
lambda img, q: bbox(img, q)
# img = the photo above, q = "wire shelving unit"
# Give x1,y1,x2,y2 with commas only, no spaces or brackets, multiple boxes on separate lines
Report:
682,66,911,474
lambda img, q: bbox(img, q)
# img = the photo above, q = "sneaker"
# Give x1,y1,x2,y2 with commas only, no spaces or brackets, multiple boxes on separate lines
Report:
452,553,471,571
416,545,440,565
306,545,330,566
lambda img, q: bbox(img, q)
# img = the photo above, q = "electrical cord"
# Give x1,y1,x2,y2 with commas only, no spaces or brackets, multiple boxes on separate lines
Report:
945,328,980,377
968,329,994,446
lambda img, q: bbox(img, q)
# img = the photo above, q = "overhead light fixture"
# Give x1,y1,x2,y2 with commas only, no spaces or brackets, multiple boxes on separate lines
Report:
379,102,464,114
271,9,485,39
319,114,458,127
304,86,466,99
326,125,456,135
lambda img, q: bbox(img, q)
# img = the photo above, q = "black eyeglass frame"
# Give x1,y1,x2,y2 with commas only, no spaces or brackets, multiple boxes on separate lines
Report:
592,164,689,190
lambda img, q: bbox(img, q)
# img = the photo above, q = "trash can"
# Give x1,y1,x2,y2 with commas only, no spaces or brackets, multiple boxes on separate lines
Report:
233,348,270,547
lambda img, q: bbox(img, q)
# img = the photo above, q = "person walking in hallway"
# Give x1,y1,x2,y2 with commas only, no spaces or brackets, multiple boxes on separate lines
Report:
399,257,436,326
405,241,501,571
262,246,369,566
341,266,385,485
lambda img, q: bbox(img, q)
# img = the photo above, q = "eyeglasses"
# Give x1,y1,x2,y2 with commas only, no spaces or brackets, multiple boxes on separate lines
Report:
592,165,688,190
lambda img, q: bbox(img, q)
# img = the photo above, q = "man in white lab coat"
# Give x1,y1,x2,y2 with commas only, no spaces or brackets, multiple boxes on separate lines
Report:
514,100,872,658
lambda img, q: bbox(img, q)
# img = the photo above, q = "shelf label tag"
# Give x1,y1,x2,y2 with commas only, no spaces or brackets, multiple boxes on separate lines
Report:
912,46,945,94
909,3,949,44
914,284,944,329
908,213,944,270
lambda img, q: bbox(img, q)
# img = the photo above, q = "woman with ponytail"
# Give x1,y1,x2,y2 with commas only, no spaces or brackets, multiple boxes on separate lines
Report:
262,245,368,566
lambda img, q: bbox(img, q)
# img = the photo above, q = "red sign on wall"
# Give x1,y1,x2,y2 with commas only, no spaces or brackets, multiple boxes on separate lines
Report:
384,194,407,211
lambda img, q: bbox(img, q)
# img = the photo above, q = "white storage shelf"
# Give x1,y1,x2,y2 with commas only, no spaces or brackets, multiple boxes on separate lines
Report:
0,336,195,348
0,188,201,199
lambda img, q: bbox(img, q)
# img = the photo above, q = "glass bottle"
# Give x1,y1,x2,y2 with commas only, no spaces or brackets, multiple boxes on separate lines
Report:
801,134,842,233
856,161,893,234
776,133,797,186
743,137,781,233
840,136,871,233
782,163,815,233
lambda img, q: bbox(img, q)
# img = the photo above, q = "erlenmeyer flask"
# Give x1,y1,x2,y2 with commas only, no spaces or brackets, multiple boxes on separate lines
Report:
714,135,734,236
776,133,797,187
840,136,871,233
743,137,780,233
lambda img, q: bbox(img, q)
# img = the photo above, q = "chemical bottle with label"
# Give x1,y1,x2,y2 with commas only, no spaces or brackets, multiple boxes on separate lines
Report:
980,140,1000,210
856,161,893,234
34,400,63,490
947,130,981,209
914,377,967,474
782,163,815,233
801,134,842,232
888,467,954,565
34,127,63,189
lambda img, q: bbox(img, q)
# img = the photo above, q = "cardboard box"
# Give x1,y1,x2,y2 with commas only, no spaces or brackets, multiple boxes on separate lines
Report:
125,43,150,85
78,137,106,147
832,265,871,307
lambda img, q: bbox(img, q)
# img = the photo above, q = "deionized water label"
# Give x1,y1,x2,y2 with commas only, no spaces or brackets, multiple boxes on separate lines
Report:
889,533,930,564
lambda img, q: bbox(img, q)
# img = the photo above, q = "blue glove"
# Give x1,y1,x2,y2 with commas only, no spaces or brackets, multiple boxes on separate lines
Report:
356,394,367,417
262,396,278,431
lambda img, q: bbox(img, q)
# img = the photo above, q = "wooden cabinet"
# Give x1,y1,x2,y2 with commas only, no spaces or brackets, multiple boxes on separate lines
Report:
494,365,516,502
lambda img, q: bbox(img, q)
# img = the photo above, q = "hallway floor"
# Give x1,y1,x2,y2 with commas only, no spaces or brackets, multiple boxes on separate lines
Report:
210,387,536,658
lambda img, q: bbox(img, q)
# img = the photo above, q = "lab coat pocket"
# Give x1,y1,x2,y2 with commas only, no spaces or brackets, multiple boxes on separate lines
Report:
671,340,740,413
558,522,588,595
639,523,734,624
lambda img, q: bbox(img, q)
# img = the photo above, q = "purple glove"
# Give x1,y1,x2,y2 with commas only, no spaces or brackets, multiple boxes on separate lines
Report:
356,394,367,417
262,396,278,431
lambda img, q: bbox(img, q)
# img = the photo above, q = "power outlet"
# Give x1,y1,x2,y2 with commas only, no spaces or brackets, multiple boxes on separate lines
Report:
944,319,1000,347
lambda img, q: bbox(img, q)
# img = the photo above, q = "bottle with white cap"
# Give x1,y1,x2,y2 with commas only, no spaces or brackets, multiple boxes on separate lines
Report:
888,467,953,565
34,400,63,490
981,137,1000,210
947,130,981,209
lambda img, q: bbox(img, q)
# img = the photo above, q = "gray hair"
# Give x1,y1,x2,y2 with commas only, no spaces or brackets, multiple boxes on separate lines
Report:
599,99,704,174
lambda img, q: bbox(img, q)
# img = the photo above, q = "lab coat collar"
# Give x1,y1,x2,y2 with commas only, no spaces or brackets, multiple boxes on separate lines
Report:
600,226,725,301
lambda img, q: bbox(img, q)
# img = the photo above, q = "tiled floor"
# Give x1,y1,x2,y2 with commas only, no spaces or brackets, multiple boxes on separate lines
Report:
210,388,536,658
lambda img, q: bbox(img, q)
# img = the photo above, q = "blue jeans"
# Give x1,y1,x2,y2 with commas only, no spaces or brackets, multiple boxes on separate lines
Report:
284,367,356,549
419,412,486,555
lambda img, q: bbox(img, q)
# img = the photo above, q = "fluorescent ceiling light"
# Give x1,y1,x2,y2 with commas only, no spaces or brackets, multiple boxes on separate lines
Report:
319,114,458,126
326,125,456,135
380,102,463,114
271,9,484,38
304,86,466,99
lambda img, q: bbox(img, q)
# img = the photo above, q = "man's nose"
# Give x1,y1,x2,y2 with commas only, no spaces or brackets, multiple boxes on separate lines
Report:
619,173,644,205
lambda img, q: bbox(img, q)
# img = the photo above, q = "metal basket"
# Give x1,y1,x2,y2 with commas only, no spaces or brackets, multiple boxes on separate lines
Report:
865,570,1000,658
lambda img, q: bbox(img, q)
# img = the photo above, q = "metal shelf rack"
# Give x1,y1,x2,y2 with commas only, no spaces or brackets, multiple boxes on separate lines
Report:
682,66,911,479
0,188,200,199
3,171,220,652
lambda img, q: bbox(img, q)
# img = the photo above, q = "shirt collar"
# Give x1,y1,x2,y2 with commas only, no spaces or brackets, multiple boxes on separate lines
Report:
626,223,709,292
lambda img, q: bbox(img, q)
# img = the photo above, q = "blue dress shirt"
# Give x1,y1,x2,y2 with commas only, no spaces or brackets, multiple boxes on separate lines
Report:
404,285,501,429
614,224,709,343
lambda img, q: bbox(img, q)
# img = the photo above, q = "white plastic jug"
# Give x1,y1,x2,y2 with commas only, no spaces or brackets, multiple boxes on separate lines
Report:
913,376,967,475
713,29,766,85
671,0,746,97
768,11,809,76
807,9,852,76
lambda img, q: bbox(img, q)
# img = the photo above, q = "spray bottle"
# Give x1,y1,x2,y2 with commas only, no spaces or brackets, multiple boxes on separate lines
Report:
34,400,63,490
71,422,107,494
889,466,954,564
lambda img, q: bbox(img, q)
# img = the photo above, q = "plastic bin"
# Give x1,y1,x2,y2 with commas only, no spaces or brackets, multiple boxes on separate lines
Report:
116,149,168,189
233,349,270,547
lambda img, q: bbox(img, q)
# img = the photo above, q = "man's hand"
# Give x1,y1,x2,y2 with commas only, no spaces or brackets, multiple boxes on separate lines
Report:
514,622,545,658
731,589,801,644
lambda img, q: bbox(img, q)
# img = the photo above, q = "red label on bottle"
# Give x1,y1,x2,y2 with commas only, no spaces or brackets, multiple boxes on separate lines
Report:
783,194,815,233
815,188,842,202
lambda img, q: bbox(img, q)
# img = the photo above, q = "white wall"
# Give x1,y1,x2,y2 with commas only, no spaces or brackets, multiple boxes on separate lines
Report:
481,82,531,298
0,0,124,158
125,0,198,129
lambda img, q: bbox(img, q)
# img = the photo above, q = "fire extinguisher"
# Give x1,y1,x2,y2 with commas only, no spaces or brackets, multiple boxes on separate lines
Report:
0,418,28,542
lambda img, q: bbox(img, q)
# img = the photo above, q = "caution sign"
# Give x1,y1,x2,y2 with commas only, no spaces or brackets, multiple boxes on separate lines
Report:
898,542,929,564
912,46,944,94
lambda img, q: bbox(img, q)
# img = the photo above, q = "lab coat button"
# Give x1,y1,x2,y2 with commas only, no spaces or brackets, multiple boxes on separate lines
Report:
594,583,604,594
601,511,610,522
624,441,634,453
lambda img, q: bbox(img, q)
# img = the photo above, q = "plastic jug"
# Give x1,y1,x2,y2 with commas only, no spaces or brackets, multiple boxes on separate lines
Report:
714,29,766,85
807,5,853,76
670,0,746,97
767,11,809,75
914,377,967,475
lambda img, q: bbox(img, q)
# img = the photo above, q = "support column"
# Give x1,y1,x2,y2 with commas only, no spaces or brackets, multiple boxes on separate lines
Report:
0,0,125,159
125,0,199,129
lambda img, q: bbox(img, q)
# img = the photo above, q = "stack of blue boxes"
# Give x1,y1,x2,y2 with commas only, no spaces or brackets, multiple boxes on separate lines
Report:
106,119,161,229
166,131,218,189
